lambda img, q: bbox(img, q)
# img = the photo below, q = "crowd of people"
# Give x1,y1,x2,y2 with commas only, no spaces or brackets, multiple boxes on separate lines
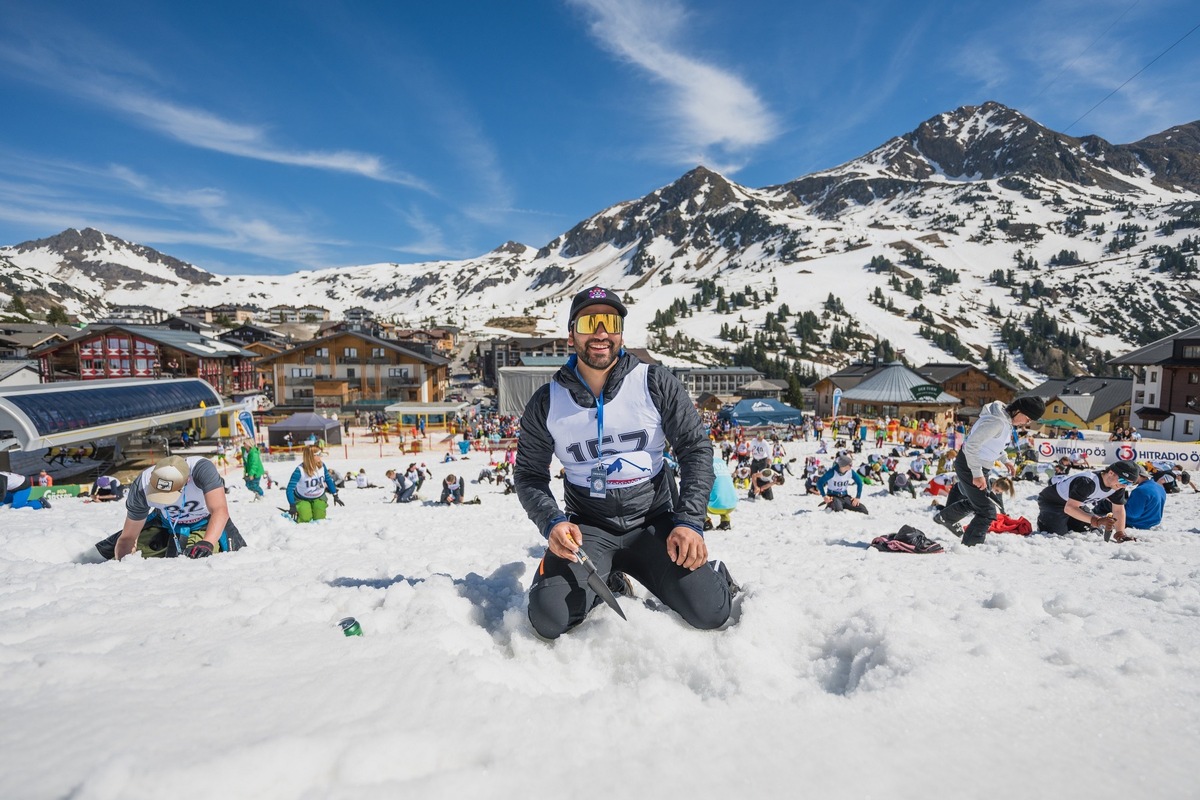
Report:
6,285,1197,646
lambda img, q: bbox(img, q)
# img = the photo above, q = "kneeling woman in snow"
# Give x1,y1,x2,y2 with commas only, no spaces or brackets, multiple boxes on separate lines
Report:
817,455,868,514
286,446,344,522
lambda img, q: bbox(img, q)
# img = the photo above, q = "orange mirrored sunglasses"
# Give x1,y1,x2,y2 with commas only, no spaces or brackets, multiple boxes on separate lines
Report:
573,312,623,334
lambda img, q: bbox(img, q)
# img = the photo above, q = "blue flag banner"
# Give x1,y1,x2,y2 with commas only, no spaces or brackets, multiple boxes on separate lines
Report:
236,409,256,440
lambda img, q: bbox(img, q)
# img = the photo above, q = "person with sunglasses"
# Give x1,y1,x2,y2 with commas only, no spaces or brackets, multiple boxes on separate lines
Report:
1091,464,1164,533
1034,459,1140,540
515,286,737,639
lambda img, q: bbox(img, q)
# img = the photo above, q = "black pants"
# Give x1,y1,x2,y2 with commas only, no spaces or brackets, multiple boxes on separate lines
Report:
1036,504,1091,535
95,515,246,560
940,452,997,545
527,513,732,639
827,494,868,513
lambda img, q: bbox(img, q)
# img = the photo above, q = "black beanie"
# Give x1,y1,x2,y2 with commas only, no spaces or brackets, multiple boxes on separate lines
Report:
1006,396,1045,421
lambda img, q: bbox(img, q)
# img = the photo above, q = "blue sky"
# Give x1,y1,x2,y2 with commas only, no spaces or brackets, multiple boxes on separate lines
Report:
0,0,1196,275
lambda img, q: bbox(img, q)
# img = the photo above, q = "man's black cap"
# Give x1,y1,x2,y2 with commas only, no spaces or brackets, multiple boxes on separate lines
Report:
568,286,628,323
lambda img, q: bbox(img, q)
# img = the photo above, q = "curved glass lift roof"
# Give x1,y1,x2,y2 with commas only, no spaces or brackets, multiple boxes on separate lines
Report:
0,378,224,451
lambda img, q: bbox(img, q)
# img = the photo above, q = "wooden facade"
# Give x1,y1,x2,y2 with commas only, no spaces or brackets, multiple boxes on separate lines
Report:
256,331,450,411
32,325,257,396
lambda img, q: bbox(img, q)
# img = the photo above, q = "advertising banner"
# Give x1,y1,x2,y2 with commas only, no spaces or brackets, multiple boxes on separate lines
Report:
1031,438,1200,466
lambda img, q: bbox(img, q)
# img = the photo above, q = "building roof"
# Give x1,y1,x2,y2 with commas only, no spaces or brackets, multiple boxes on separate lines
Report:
1109,324,1200,366
0,360,39,381
1025,376,1132,422
255,330,450,366
676,366,763,375
270,322,322,341
221,322,281,338
31,324,255,359
624,348,660,366
384,402,469,415
0,331,68,348
0,323,78,337
917,361,1020,391
520,355,569,367
738,379,784,392
838,362,960,404
815,362,885,391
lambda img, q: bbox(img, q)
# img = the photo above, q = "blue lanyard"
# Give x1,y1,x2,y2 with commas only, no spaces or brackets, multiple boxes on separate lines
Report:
574,363,605,463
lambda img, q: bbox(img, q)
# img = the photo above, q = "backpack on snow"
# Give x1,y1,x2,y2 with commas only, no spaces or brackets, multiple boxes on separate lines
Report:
870,525,945,554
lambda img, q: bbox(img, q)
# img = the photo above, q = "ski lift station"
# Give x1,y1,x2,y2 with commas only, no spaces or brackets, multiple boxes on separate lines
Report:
0,378,230,475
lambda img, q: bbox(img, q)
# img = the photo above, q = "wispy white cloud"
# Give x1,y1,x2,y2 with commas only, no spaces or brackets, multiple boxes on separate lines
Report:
388,206,462,259
568,0,779,170
0,35,430,190
951,0,1200,141
0,150,350,268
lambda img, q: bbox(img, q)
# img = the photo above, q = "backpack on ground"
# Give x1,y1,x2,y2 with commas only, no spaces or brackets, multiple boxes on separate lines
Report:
870,524,945,554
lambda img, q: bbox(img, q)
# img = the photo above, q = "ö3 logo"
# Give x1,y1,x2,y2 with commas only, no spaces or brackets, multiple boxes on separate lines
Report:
1038,442,1056,457
1115,444,1137,462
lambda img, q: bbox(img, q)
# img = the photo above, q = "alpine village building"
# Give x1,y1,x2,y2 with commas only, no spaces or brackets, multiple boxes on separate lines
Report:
254,330,450,413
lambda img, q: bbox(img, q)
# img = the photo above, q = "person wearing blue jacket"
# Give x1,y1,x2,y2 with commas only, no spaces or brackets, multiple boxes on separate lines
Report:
817,455,868,514
1094,465,1165,530
286,446,343,522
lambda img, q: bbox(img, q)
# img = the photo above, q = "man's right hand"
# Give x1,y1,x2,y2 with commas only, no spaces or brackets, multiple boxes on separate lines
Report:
548,521,582,560
114,535,138,560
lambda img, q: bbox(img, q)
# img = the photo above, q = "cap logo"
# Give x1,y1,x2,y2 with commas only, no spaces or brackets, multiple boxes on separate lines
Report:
155,478,175,492
588,288,607,299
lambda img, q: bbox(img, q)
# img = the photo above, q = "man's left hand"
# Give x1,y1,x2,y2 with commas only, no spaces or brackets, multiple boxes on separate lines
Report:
666,526,707,571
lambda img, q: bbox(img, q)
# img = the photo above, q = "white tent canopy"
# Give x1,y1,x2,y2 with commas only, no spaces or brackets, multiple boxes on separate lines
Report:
497,367,559,417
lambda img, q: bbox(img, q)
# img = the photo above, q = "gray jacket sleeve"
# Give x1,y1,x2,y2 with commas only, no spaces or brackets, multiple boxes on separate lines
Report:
514,385,567,537
124,477,150,521
648,365,714,532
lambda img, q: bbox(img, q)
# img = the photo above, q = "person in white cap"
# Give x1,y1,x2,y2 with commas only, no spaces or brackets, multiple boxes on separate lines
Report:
94,455,245,560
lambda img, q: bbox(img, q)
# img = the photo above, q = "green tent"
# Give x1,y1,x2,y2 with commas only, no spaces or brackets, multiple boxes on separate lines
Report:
1042,418,1079,429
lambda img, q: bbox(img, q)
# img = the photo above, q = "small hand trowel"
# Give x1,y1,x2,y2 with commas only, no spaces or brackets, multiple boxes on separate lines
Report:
574,545,626,620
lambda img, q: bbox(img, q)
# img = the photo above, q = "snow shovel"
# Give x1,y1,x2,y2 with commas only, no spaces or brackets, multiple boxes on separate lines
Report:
574,545,626,620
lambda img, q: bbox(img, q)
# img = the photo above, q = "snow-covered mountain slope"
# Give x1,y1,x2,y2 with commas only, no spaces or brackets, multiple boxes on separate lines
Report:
3,102,1198,387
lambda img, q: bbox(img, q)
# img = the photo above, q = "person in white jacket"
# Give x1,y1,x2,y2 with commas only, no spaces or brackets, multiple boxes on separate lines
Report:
933,396,1045,546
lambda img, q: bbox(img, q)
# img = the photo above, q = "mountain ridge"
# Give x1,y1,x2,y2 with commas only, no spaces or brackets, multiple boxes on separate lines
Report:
3,101,1199,387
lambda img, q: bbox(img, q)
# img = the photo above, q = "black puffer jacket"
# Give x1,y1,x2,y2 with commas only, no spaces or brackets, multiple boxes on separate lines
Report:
515,352,714,537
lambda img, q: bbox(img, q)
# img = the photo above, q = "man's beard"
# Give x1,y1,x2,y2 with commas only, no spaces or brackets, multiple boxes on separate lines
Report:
575,338,618,371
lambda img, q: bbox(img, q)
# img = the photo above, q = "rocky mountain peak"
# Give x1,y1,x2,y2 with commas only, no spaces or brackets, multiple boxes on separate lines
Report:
14,227,110,255
8,227,219,288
